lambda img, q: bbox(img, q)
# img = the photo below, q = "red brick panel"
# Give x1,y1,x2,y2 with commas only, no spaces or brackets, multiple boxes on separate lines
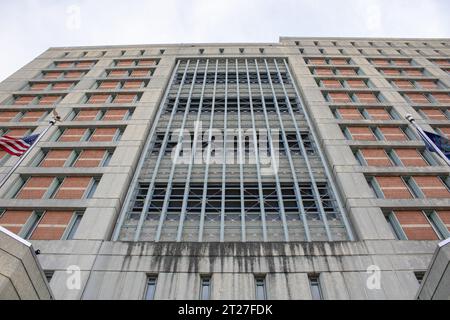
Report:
376,177,413,199
394,149,428,166
321,79,342,88
337,68,358,76
439,127,450,138
130,69,150,77
329,92,352,103
65,71,83,78
137,59,156,66
38,95,61,105
347,127,376,141
59,128,89,142
355,93,378,103
76,61,94,68
74,149,106,167
29,83,49,91
308,58,321,66
75,110,100,121
102,109,128,121
116,59,135,67
108,70,129,77
403,69,423,76
54,177,92,199
437,211,450,231
113,94,136,103
337,108,363,120
379,127,407,141
329,58,348,65
433,59,450,67
360,149,393,166
0,111,19,122
89,128,118,141
52,82,73,90
346,80,367,88
381,69,401,76
421,109,447,120
5,128,29,138
98,81,120,89
14,96,36,105
394,211,439,240
405,93,430,104
122,80,144,89
29,211,73,240
16,177,55,199
314,68,334,75
432,93,450,104
20,111,46,122
44,72,62,79
392,59,411,66
392,80,414,89
416,80,439,89
372,59,390,66
366,108,391,120
88,94,110,104
413,176,450,198
0,210,33,234
39,150,73,167
55,62,73,68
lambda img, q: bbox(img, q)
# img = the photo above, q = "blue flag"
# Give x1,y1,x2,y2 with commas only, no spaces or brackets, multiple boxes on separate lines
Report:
421,130,450,161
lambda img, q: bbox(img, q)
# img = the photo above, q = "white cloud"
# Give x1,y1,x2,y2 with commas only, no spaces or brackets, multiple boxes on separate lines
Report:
0,0,449,81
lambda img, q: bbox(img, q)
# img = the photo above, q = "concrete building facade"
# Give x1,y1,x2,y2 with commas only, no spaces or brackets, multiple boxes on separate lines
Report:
0,37,449,299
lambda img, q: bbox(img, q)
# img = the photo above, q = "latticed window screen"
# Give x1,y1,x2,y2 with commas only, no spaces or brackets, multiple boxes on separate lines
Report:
114,58,353,242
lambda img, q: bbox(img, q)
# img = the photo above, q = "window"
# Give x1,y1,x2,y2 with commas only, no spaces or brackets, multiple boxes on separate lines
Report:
255,276,267,300
85,178,99,199
308,275,323,300
200,276,211,300
144,276,157,300
64,212,83,240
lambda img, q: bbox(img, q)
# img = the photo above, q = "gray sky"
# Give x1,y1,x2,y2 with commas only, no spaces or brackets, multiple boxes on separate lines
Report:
0,0,449,81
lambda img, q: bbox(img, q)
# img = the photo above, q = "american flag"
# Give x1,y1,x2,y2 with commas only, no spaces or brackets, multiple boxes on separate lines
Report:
0,134,40,156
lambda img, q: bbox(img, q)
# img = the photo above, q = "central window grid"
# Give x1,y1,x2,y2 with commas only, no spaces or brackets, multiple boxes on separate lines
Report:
114,58,354,242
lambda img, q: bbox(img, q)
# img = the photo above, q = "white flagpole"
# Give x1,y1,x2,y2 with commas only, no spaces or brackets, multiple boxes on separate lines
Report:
406,114,450,167
0,115,59,190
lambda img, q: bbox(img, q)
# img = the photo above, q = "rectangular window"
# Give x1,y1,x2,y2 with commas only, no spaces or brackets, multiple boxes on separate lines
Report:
308,275,323,300
200,276,211,300
0,210,33,234
431,93,450,104
365,108,391,120
64,212,83,240
346,79,367,88
255,276,267,300
29,211,73,240
144,276,157,300
74,109,100,121
20,110,47,122
355,92,379,103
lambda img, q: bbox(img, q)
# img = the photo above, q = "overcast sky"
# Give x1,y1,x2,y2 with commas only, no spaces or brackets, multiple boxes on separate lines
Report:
0,0,449,81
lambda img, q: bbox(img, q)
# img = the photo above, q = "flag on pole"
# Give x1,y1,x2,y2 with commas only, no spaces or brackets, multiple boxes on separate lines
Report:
418,130,450,161
0,134,40,156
